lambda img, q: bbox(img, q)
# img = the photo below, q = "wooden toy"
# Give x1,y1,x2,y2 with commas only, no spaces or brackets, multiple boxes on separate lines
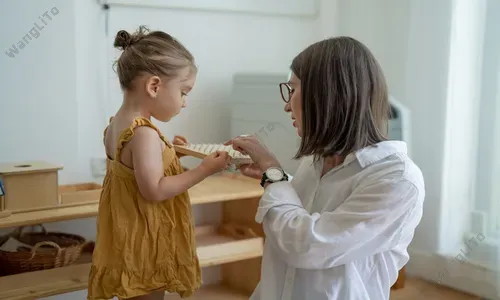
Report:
174,144,253,166
58,183,102,206
0,161,103,219
0,161,63,217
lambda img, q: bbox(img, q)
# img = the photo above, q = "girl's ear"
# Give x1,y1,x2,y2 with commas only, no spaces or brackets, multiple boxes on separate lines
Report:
146,76,161,98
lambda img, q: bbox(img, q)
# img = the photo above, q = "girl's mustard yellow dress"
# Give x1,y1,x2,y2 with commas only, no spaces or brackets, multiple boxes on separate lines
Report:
87,117,201,299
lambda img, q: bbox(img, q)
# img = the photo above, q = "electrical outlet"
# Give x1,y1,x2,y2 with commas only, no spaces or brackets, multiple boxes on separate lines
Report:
90,157,107,178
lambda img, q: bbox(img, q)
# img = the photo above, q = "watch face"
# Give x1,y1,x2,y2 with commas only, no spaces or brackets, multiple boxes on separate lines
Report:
266,167,284,181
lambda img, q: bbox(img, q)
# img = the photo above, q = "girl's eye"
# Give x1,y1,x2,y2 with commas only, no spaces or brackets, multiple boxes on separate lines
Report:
181,92,187,97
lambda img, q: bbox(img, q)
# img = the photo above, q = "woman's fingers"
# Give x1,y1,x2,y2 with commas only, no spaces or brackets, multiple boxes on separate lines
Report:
238,163,262,179
225,134,262,157
237,149,248,155
224,134,248,146
231,144,248,154
225,138,243,150
223,140,233,146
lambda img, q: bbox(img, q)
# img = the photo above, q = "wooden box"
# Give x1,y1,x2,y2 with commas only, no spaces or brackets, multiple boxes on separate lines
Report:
59,183,102,206
0,161,63,214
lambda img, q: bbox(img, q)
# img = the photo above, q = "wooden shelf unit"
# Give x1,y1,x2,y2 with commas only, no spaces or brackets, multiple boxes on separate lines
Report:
0,172,265,300
0,173,263,230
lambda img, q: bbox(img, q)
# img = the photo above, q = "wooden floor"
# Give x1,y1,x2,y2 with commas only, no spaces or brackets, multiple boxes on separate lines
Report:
390,277,481,299
161,277,481,300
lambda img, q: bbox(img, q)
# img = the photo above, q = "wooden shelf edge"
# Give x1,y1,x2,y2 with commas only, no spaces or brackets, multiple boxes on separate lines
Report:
0,173,263,229
0,263,89,300
0,203,99,229
0,225,263,300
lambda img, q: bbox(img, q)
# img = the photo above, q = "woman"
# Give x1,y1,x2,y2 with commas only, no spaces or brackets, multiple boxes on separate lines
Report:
226,37,425,300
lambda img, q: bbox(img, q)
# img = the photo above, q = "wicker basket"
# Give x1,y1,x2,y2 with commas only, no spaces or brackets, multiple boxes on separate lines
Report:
0,224,87,276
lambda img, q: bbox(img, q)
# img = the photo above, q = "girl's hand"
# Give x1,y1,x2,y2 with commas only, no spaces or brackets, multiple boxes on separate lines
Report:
200,151,231,176
225,135,281,173
172,135,188,158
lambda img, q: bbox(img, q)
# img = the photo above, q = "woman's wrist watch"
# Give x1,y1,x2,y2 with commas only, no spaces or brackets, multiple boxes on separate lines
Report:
260,166,289,187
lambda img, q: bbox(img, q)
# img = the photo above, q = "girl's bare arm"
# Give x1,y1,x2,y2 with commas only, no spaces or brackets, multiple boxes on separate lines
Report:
130,126,210,201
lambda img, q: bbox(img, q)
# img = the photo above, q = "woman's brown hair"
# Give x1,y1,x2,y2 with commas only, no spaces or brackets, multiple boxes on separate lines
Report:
113,25,196,90
291,36,390,159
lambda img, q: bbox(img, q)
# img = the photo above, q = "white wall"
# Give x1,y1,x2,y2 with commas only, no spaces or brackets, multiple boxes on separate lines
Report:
337,1,497,298
336,0,411,103
475,0,500,221
336,0,454,255
1,0,79,180
1,0,336,299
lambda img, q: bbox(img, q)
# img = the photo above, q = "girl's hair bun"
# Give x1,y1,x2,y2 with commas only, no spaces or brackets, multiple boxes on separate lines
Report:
113,25,196,90
113,27,149,51
114,30,132,50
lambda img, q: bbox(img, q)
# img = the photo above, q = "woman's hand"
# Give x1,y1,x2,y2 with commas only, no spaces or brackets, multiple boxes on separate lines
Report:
172,135,188,158
225,135,281,173
172,135,188,145
237,163,263,179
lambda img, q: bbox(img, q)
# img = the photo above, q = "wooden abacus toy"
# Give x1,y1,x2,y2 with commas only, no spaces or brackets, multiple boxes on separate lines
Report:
174,143,253,166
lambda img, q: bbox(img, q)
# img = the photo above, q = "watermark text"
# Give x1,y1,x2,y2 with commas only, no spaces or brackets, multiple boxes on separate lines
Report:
5,7,60,58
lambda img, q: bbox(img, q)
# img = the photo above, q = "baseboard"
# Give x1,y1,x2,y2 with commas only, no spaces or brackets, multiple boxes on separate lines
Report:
406,248,500,299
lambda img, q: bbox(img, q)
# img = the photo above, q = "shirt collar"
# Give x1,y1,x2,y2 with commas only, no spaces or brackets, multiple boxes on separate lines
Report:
354,141,407,168
312,141,407,171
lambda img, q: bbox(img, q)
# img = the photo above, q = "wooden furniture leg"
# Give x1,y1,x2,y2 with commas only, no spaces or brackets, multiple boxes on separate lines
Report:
391,267,406,289
221,197,264,295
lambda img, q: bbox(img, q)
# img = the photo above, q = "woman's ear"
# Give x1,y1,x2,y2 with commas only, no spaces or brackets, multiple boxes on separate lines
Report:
146,76,161,98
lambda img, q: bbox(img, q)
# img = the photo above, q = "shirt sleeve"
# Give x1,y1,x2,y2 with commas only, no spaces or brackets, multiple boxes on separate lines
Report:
255,176,421,269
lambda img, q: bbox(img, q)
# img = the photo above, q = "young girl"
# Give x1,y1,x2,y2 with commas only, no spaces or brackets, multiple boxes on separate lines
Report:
87,26,231,300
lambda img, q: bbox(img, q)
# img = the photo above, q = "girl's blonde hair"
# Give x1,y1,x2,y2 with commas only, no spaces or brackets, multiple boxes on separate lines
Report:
113,25,196,90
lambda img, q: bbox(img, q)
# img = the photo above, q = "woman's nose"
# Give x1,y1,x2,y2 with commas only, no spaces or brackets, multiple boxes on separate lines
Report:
284,102,291,112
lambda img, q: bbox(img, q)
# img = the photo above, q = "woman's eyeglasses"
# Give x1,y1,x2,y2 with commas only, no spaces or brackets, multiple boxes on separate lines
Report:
279,82,292,103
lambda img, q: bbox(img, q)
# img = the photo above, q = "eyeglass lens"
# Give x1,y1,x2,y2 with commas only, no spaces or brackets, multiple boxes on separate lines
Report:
280,84,290,103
